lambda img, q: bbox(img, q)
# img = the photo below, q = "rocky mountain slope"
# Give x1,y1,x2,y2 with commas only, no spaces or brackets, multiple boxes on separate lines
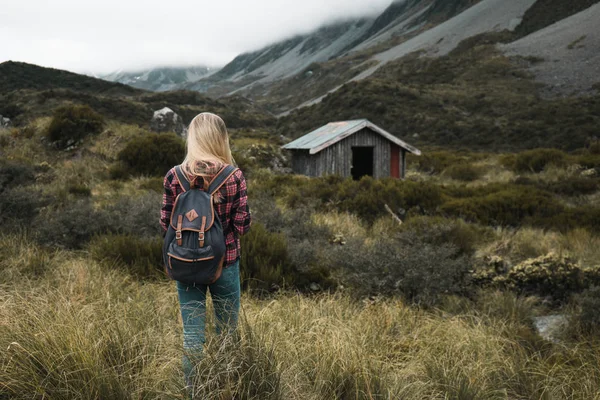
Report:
188,0,479,96
102,66,214,92
501,3,600,97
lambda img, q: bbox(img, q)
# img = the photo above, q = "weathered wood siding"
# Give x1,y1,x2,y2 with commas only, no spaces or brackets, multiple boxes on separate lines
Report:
290,128,406,178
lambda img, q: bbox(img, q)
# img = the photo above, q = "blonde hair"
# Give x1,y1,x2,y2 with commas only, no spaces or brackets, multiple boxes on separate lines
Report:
181,112,234,181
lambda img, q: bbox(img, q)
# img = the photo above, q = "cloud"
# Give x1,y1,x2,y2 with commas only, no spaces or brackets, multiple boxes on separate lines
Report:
0,0,392,74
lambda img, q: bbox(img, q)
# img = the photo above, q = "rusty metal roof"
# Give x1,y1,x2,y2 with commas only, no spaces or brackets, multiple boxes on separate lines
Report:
282,119,421,155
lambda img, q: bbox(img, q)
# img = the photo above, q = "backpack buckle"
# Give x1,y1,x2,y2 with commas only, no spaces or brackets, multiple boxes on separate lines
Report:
176,215,183,245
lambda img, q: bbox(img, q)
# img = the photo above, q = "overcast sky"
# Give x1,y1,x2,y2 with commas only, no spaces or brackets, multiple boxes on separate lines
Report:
0,0,393,75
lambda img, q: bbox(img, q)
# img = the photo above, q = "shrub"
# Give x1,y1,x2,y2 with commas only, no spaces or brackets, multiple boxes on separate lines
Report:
328,232,472,304
410,151,468,174
240,223,293,292
46,105,105,148
572,286,600,335
495,253,584,301
67,183,92,197
103,193,163,238
503,148,567,173
88,234,164,279
34,199,111,249
0,161,36,192
443,163,485,181
0,187,51,228
441,186,564,227
138,177,164,193
335,177,444,223
115,133,185,177
401,216,490,256
542,177,599,196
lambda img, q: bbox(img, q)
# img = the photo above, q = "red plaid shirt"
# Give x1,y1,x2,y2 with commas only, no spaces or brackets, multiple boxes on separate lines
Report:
160,166,251,266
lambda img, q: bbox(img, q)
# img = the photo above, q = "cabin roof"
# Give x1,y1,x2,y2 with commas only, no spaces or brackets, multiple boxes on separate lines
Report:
281,119,421,155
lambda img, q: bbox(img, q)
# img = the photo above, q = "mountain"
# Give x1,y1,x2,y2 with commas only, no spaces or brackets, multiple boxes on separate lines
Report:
187,0,478,97
102,66,215,92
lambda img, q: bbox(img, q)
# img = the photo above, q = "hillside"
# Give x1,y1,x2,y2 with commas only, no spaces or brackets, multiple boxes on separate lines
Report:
276,33,600,151
501,3,600,97
0,61,142,96
0,62,275,129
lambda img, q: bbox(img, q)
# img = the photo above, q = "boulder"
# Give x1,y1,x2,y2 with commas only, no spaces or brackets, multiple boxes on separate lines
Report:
150,107,187,138
0,115,11,129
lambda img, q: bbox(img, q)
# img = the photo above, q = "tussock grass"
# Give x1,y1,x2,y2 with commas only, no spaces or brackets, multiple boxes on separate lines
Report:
312,211,367,239
479,227,600,268
2,247,600,399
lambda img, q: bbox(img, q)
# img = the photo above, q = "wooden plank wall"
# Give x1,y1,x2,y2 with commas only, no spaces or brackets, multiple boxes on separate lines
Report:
289,128,395,178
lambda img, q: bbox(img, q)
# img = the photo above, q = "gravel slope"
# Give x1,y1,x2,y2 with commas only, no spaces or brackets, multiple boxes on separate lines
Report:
350,0,537,82
500,3,600,97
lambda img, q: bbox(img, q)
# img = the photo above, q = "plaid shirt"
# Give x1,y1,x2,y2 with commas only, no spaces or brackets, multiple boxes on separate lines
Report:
160,166,251,266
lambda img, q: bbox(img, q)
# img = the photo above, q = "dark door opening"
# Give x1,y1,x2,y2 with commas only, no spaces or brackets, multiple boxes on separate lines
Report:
351,147,374,180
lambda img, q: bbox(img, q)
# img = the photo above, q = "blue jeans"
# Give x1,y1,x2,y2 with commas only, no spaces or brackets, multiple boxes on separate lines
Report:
176,260,241,387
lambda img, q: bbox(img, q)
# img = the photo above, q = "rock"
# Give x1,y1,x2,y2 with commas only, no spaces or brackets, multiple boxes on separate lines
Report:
309,282,321,292
0,115,11,129
150,107,187,138
581,168,597,177
533,314,567,342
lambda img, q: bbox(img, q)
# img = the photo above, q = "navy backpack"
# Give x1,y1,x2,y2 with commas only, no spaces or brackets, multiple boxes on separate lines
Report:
163,164,238,285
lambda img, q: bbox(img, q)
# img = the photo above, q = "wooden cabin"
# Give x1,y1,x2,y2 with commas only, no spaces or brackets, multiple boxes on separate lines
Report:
282,119,421,179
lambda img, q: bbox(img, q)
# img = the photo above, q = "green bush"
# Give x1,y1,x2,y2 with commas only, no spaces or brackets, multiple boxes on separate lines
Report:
88,234,164,279
503,149,567,173
34,199,111,249
542,177,599,196
0,161,36,192
411,151,467,174
103,193,163,238
240,223,294,292
67,183,92,197
575,153,600,169
0,187,51,228
328,232,472,304
312,177,444,223
572,286,600,335
401,216,491,256
46,105,105,148
116,133,185,177
441,186,563,227
443,163,485,181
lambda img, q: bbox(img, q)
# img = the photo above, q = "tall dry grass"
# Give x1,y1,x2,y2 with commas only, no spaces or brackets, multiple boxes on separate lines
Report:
2,234,600,399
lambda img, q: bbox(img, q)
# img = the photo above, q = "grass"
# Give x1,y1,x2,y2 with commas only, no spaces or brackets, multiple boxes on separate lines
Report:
3,249,600,399
477,226,600,268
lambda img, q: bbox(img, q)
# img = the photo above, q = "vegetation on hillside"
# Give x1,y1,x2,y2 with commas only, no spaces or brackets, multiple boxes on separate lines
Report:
278,40,600,151
0,61,142,95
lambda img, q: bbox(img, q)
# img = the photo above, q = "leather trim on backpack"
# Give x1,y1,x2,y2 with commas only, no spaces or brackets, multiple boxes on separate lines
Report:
169,195,215,232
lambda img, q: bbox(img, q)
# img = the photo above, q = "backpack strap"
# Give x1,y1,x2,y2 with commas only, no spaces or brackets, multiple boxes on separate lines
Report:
174,165,191,192
207,165,238,195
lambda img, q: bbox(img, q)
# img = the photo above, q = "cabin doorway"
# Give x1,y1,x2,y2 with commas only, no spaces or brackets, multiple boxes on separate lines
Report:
351,146,374,180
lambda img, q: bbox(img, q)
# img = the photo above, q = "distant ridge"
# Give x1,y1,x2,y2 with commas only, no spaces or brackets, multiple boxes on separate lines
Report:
0,61,143,96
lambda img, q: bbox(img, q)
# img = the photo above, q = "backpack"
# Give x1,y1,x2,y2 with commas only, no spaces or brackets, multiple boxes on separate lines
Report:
163,164,238,285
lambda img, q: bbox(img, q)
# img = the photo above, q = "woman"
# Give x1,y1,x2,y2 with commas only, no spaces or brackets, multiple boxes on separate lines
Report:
160,112,251,389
